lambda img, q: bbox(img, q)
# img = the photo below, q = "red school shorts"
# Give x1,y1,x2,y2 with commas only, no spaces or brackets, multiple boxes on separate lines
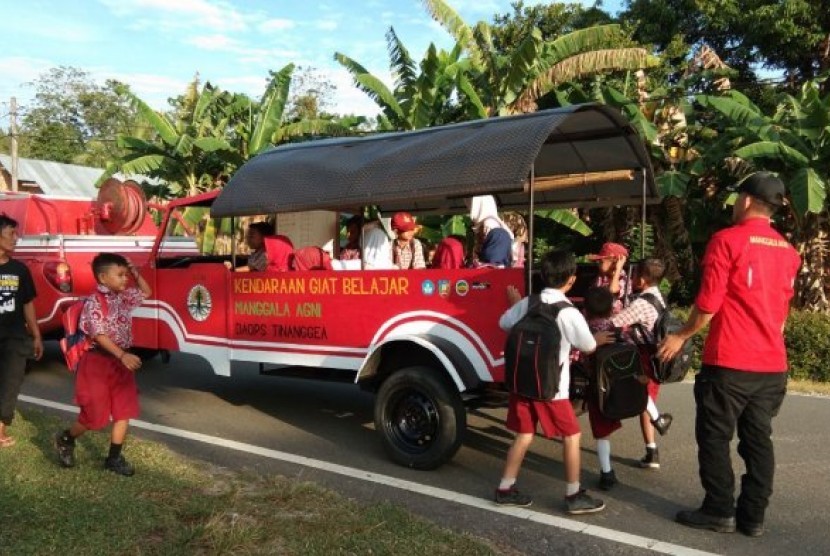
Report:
506,394,581,439
587,397,623,439
74,351,140,430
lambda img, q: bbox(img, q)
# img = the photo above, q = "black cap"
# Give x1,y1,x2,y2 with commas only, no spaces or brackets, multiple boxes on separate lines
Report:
736,172,787,206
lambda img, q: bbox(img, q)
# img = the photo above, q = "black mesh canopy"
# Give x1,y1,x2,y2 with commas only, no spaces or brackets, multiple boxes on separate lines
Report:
212,104,658,217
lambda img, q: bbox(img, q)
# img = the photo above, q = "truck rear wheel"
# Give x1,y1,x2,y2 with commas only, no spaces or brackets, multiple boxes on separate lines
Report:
375,366,465,470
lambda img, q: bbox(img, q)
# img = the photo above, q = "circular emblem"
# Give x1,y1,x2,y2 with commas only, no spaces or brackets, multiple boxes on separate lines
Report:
421,280,435,296
455,280,469,297
187,284,212,322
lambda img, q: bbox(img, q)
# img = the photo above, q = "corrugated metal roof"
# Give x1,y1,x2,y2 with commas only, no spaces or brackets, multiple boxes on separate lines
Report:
0,154,100,198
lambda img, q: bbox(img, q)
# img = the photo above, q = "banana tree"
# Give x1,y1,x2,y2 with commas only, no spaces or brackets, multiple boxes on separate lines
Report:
725,80,830,311
100,78,238,196
421,0,659,116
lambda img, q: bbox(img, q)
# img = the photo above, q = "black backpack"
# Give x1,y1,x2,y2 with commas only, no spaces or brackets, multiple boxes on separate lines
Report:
504,297,571,400
637,293,693,384
595,342,648,420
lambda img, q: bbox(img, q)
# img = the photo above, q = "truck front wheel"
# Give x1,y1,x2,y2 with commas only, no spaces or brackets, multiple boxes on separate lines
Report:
375,366,466,470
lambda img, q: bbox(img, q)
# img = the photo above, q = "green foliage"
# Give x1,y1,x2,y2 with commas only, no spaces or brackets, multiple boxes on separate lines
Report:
621,0,830,82
672,308,830,382
784,311,830,382
624,222,656,260
18,66,137,167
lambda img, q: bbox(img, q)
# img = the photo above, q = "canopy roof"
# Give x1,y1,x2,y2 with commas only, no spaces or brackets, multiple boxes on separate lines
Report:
212,104,658,218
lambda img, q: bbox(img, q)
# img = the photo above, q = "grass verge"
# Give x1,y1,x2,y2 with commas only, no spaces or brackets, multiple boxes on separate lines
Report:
788,379,830,396
0,408,505,555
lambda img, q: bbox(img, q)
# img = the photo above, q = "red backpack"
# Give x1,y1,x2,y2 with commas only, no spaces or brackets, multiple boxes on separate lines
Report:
59,292,107,372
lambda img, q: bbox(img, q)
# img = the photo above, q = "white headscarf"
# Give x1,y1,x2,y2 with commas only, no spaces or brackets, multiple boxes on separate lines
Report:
469,195,512,238
362,222,395,269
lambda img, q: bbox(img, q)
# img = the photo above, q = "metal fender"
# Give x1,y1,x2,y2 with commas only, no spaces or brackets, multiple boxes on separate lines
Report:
356,334,481,392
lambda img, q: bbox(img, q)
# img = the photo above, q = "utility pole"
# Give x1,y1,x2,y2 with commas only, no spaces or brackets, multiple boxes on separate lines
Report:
10,96,19,192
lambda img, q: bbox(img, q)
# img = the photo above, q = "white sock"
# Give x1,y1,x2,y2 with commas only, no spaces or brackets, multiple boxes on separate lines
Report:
498,477,516,491
566,482,581,497
646,397,659,421
597,439,612,473
646,442,657,450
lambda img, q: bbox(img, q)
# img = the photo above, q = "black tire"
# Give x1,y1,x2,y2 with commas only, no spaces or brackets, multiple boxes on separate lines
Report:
374,366,466,470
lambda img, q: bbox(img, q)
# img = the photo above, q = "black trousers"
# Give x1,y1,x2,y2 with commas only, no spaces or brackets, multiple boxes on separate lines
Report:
0,335,32,426
694,365,787,523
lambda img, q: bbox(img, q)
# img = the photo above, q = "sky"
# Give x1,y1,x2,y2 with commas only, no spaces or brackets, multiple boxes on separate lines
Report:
0,0,622,128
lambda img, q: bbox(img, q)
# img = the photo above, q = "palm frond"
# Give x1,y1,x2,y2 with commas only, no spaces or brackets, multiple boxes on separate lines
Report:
249,63,294,156
121,89,178,146
335,52,406,126
386,27,417,97
513,48,657,113
420,0,481,64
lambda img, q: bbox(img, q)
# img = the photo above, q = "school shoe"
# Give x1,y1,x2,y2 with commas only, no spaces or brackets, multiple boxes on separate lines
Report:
565,490,605,515
598,470,618,491
737,520,765,537
54,431,76,468
639,447,660,469
104,454,135,477
651,413,674,436
494,486,532,507
676,509,736,533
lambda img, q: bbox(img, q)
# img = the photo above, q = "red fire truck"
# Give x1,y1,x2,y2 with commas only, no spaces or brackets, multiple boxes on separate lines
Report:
128,104,657,469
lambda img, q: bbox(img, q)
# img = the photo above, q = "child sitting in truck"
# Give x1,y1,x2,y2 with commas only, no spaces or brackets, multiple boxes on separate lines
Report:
391,212,426,269
54,252,152,476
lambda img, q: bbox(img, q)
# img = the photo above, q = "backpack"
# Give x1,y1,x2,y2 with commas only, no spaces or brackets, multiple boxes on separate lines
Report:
595,342,648,420
59,293,106,373
504,297,571,400
637,293,693,384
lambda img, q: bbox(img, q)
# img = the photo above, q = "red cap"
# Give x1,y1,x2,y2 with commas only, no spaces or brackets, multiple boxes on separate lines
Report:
391,212,417,232
587,242,628,260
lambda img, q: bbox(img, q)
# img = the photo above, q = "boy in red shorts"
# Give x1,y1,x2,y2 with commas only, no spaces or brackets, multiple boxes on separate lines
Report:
54,253,152,476
494,250,613,514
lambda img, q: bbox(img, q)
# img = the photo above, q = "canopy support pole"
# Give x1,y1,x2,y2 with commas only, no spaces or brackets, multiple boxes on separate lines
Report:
640,170,647,258
527,166,535,295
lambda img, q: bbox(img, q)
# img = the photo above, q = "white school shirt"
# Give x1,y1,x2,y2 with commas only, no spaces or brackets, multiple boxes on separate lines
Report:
499,287,597,400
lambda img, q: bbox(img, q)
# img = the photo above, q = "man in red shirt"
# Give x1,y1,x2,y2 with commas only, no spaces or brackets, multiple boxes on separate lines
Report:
659,172,800,537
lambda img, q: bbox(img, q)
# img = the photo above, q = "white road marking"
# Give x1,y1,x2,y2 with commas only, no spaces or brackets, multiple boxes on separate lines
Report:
20,394,717,556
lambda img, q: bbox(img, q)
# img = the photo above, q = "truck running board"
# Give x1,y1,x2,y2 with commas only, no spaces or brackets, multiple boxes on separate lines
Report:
258,363,357,383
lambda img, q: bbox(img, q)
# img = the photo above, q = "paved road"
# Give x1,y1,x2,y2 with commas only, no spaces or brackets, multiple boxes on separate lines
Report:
19,344,830,555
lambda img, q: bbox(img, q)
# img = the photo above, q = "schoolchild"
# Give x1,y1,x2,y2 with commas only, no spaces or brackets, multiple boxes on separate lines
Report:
362,219,396,270
501,211,528,268
391,212,426,269
610,258,674,470
588,242,631,314
0,214,44,447
340,215,364,261
54,252,152,476
431,236,466,269
468,195,514,267
494,250,613,514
